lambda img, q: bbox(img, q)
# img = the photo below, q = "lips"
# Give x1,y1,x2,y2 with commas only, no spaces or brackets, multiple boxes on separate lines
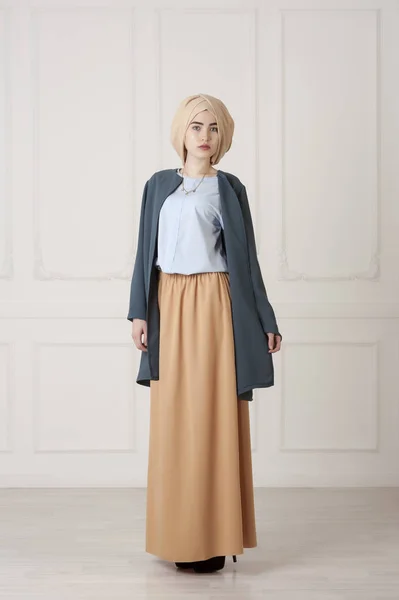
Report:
199,145,210,150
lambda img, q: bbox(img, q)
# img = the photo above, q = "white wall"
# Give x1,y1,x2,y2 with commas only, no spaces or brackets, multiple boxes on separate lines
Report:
0,0,398,487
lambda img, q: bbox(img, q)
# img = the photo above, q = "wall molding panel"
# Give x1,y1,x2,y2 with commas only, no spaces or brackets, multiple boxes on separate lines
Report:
278,9,381,282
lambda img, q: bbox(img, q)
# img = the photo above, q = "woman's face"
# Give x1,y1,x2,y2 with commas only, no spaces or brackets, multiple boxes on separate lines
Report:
184,109,219,163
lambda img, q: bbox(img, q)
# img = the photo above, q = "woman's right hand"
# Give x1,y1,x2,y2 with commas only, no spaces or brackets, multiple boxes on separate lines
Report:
132,319,148,352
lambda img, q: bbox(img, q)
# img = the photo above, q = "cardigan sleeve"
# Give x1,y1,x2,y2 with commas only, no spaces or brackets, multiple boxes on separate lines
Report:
127,180,149,322
237,184,282,340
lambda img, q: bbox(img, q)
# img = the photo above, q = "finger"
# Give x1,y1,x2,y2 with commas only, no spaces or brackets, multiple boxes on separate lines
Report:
133,336,148,352
269,336,282,353
267,333,275,351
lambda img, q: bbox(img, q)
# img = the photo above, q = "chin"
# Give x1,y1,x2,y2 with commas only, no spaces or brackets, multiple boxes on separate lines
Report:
195,150,213,157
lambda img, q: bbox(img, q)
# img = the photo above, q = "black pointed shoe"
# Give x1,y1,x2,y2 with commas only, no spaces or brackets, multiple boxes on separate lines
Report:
192,555,226,573
175,561,194,569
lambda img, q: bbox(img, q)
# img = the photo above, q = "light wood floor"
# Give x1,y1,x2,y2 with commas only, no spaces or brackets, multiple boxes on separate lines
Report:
0,488,398,599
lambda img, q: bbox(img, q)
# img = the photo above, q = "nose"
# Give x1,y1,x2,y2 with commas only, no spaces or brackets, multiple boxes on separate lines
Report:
202,129,211,142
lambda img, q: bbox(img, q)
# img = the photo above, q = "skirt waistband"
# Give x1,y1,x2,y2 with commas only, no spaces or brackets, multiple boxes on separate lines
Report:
157,268,229,278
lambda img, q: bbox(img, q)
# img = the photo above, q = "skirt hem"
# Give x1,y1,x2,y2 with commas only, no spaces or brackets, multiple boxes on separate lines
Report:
145,544,257,563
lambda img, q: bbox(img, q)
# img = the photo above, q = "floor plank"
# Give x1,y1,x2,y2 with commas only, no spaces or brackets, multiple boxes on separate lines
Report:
0,488,398,599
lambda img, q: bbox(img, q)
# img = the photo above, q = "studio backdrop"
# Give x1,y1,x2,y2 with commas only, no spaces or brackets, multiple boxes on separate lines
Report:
0,0,398,487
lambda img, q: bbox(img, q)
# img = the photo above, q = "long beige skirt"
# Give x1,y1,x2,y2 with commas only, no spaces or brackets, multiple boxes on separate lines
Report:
146,271,257,562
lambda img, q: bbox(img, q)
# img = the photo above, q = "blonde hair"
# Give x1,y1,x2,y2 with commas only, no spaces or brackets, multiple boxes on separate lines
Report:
170,93,235,166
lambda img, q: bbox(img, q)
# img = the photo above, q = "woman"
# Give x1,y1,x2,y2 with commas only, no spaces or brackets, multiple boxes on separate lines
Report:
128,94,282,573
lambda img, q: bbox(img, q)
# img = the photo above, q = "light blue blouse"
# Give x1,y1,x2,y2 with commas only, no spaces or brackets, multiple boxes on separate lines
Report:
154,169,228,274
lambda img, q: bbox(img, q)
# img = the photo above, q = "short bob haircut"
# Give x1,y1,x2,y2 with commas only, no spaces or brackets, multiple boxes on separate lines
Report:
170,93,235,166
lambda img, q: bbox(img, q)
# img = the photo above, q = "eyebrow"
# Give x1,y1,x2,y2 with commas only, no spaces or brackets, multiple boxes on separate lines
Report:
190,121,218,127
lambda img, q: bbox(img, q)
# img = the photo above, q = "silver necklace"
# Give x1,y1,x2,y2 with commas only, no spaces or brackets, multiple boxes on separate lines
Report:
179,168,207,195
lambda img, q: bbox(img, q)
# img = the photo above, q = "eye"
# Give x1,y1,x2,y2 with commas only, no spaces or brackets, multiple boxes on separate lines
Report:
192,125,200,131
211,127,218,133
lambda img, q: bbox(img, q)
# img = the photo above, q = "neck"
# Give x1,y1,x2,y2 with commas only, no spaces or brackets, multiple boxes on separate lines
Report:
182,155,215,178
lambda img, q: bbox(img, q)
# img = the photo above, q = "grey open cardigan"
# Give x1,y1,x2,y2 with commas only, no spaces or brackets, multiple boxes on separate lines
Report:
127,168,282,401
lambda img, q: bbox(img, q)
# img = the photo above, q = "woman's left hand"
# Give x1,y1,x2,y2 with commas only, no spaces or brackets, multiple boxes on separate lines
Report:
266,333,282,353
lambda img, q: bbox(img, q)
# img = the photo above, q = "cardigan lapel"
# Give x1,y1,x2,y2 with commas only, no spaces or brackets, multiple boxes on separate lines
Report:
146,170,182,297
217,170,248,250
